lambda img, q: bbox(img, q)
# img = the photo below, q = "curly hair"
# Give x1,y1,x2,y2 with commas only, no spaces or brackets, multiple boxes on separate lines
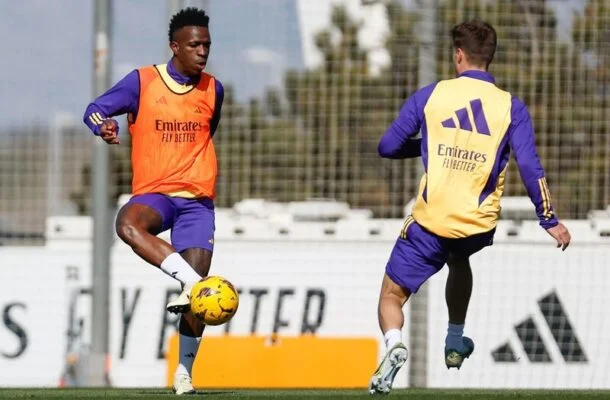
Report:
168,7,210,42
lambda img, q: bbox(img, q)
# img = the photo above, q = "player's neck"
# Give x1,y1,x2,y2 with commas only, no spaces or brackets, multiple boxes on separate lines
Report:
169,58,199,81
456,65,488,75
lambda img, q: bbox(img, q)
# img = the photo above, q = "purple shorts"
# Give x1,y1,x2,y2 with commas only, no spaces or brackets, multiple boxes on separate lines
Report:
128,193,215,253
386,219,494,294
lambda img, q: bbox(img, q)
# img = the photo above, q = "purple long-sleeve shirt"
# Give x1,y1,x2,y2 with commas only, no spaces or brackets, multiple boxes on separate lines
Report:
379,70,558,229
83,60,224,136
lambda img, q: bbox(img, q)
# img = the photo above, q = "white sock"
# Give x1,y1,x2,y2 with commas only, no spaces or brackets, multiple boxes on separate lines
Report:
384,328,402,350
175,334,202,377
160,253,201,285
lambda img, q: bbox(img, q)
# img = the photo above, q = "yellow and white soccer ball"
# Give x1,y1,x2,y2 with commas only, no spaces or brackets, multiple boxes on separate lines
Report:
189,276,239,326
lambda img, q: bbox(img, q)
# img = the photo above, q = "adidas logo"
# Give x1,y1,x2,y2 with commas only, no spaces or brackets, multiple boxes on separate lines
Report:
441,98,490,135
492,290,587,363
193,106,203,114
156,96,168,105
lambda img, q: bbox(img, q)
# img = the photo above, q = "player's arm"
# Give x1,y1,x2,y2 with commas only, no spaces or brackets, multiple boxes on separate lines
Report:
210,79,224,136
508,97,571,250
82,70,140,144
378,83,436,159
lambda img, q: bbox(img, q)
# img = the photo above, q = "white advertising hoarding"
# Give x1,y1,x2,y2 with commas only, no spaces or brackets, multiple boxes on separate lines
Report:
0,238,406,388
427,244,610,388
0,249,89,387
1,217,609,388
108,240,408,388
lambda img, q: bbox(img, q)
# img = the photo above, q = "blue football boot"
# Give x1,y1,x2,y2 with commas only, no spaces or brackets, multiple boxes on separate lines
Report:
445,336,474,369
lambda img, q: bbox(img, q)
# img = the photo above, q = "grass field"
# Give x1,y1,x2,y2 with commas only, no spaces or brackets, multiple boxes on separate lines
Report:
1,389,610,399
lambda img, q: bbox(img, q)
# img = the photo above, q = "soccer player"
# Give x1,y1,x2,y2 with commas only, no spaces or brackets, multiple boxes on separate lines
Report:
82,8,223,395
368,20,571,395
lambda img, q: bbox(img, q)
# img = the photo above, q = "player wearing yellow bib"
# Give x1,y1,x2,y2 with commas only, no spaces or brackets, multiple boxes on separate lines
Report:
369,20,571,395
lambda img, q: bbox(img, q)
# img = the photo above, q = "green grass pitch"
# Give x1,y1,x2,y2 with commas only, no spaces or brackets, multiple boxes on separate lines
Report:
0,389,610,399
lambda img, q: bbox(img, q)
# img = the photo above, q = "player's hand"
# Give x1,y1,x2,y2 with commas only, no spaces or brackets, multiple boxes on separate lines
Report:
99,119,120,144
545,222,571,251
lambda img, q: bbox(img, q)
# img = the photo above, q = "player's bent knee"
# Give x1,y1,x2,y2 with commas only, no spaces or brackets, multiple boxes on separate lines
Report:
115,218,142,245
115,203,164,243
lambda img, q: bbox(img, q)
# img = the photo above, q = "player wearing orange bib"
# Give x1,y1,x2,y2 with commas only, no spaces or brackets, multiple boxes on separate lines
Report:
83,8,223,395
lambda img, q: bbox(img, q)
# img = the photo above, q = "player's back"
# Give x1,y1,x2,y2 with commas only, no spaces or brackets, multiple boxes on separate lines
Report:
412,73,512,238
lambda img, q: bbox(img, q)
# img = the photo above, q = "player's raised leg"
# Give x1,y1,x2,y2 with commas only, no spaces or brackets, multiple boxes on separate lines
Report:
444,253,475,369
115,197,202,287
166,197,216,314
443,231,494,369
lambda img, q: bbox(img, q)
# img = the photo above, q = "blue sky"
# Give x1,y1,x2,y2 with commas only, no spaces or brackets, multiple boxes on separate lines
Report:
0,0,585,128
0,0,303,128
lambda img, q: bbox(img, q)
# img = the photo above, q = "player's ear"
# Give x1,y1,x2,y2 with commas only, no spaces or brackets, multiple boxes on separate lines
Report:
169,41,179,56
455,48,465,64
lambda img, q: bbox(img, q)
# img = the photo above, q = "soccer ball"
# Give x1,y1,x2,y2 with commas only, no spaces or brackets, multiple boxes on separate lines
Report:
189,276,239,326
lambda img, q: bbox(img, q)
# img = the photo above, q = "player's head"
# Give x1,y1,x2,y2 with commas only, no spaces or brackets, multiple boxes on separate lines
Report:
168,7,211,77
451,20,497,74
